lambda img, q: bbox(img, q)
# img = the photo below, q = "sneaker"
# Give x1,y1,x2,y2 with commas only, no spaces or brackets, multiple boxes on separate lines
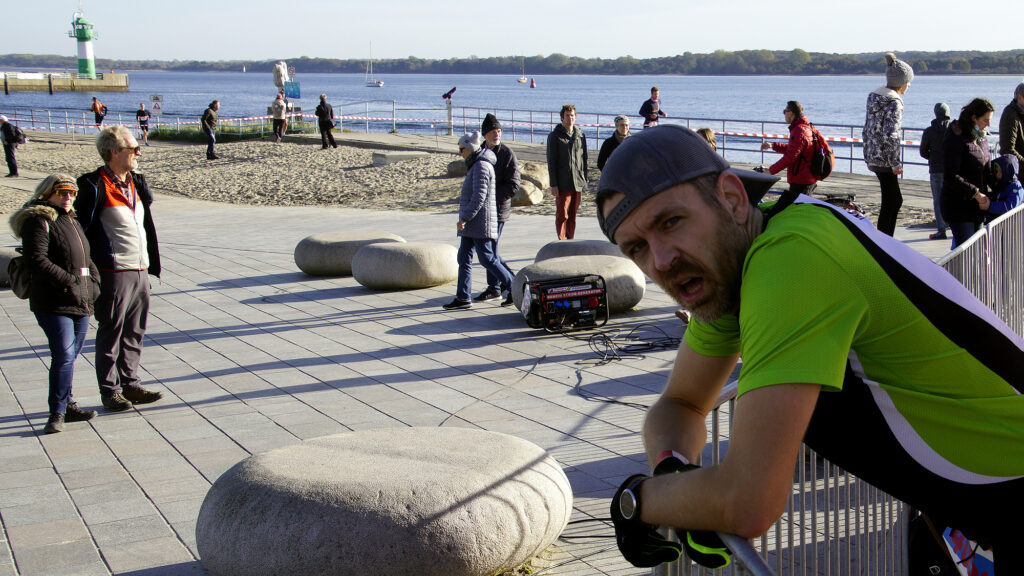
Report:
500,294,514,307
101,393,132,412
473,288,502,302
65,402,97,422
928,231,948,240
442,298,472,311
44,413,64,434
122,385,163,405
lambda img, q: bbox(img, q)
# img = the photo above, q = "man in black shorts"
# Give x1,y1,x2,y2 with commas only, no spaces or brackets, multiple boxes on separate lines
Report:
135,103,151,146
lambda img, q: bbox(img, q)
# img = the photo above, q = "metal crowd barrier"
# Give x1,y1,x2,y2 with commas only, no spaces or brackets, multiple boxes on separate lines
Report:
937,203,1024,336
654,383,908,576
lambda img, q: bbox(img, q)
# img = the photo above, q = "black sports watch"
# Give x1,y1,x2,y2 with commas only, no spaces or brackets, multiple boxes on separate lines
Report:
618,475,647,522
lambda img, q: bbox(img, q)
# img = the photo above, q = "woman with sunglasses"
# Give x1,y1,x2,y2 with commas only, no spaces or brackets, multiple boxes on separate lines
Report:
9,174,100,434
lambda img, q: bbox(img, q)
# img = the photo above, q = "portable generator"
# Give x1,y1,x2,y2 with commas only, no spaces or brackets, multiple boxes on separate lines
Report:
521,274,609,332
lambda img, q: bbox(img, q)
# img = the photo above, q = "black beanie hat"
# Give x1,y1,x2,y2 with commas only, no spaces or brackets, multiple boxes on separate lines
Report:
481,113,501,135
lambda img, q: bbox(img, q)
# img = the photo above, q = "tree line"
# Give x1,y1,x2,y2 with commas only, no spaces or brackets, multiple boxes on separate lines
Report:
3,49,1023,75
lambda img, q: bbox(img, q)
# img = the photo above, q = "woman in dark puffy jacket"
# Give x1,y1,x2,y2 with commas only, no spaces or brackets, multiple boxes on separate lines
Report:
941,98,995,248
9,174,100,434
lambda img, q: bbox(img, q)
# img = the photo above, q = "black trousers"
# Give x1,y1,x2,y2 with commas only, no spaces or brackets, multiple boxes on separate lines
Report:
319,122,337,148
874,171,902,236
789,182,817,196
3,143,16,175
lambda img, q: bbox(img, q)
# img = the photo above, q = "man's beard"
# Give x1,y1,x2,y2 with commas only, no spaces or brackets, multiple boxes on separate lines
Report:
658,217,750,323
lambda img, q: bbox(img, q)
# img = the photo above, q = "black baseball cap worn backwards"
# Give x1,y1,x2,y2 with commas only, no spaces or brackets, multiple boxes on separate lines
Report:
596,125,779,243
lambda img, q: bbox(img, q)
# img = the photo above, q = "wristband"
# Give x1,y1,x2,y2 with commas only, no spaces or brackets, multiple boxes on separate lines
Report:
656,450,690,467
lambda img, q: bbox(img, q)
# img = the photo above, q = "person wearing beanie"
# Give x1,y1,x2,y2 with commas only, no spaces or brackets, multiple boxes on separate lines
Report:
997,80,1024,164
9,173,101,433
919,102,951,239
546,104,588,239
863,52,914,236
1,114,21,177
315,93,338,149
593,125,1024,573
639,86,667,129
598,115,631,171
443,131,514,310
759,100,819,196
472,113,520,304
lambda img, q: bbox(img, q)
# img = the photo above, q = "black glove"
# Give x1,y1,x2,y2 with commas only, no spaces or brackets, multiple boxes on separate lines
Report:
610,474,682,568
753,165,766,173
653,456,732,570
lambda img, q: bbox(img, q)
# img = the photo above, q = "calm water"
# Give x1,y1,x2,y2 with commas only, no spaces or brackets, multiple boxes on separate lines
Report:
2,70,1020,130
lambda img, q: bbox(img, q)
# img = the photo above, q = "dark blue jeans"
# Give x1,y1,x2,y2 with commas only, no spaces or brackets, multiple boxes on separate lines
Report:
457,236,513,301
929,173,948,233
948,220,981,249
484,221,514,292
204,129,216,158
34,312,89,414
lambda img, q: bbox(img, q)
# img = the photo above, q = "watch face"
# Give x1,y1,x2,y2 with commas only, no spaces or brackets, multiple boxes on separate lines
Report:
619,489,637,520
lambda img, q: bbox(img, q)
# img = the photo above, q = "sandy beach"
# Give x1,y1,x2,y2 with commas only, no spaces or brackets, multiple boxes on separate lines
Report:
0,135,935,228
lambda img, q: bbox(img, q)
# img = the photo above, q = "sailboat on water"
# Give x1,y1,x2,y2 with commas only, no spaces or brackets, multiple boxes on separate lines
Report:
365,42,383,87
517,57,528,83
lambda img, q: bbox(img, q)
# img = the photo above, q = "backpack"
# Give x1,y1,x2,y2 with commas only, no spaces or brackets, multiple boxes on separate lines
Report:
7,249,31,299
808,124,835,180
13,125,26,144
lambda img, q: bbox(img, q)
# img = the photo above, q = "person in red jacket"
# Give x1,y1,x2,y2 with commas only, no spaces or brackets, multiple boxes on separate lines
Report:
759,101,818,195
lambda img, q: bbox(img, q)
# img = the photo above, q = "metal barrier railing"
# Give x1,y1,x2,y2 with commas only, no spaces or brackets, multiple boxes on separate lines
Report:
654,382,908,576
937,203,1024,336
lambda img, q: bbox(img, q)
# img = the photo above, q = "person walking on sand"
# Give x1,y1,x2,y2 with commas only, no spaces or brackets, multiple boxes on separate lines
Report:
598,115,631,171
759,101,819,196
91,97,107,130
270,93,287,143
9,174,100,434
547,104,588,240
863,52,913,236
202,100,220,160
315,94,338,149
919,102,951,240
74,125,164,412
639,87,667,129
136,103,151,146
473,113,519,304
1,115,21,177
443,131,514,311
998,81,1024,164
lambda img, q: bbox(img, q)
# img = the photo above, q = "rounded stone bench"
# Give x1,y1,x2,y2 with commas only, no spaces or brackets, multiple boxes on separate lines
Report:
352,242,457,290
534,239,624,262
294,232,405,277
0,247,17,287
196,427,572,576
512,254,646,314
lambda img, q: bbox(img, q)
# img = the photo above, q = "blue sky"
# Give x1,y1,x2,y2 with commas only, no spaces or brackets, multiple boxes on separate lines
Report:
7,0,1023,62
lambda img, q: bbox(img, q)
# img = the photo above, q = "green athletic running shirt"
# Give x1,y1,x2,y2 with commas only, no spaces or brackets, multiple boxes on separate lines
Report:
684,196,1024,480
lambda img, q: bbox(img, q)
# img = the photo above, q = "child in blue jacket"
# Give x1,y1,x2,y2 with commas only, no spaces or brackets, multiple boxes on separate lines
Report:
987,154,1023,217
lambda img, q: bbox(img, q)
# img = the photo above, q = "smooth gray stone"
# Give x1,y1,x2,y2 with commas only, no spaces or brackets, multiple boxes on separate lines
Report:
534,239,624,262
195,428,572,576
352,242,457,290
519,161,549,191
513,181,545,207
294,232,405,276
0,246,16,287
446,159,467,178
512,254,646,314
372,150,428,166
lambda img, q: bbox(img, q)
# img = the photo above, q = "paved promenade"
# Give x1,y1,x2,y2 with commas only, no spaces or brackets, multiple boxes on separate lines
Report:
0,146,949,575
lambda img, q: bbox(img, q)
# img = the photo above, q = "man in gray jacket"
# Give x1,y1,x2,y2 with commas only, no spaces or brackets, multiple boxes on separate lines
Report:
547,104,588,239
999,81,1024,164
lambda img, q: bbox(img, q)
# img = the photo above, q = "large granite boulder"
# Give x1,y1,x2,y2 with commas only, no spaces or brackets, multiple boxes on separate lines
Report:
534,239,624,262
513,181,546,207
512,254,646,314
294,232,405,277
352,242,457,290
519,162,549,190
195,427,572,576
447,159,467,178
0,247,17,287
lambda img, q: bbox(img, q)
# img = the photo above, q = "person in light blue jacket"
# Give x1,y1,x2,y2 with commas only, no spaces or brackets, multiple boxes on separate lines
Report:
442,131,514,311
